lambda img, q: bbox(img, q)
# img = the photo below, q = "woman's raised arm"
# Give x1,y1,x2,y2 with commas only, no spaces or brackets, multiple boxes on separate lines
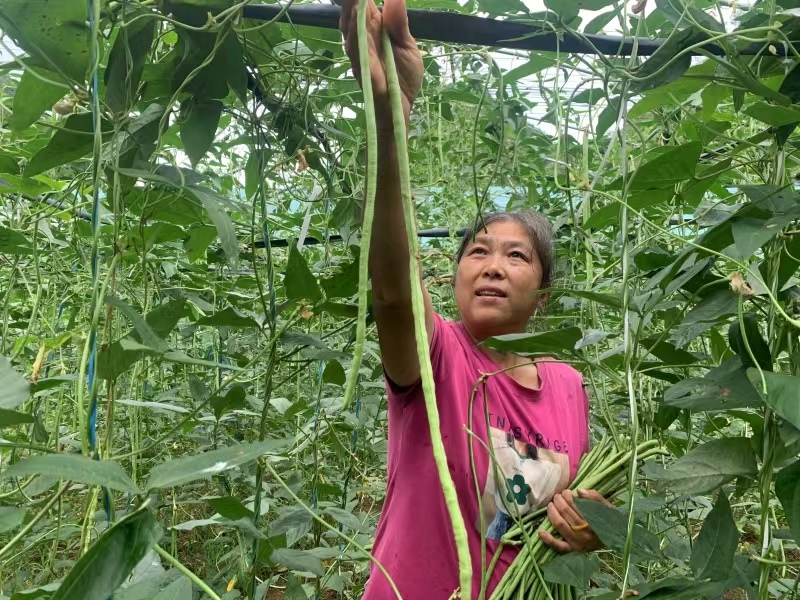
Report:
340,0,434,387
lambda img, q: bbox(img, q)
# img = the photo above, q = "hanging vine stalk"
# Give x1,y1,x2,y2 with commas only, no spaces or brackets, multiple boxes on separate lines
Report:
341,0,379,411
380,28,473,600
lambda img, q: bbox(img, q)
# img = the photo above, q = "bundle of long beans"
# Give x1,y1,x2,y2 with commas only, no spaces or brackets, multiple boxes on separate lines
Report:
488,438,666,600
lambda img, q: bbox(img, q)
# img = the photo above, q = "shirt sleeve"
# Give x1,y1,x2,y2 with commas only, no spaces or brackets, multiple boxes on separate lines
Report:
384,312,455,403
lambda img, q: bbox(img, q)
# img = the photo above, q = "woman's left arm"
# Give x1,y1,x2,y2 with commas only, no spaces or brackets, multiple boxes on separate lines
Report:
539,489,611,553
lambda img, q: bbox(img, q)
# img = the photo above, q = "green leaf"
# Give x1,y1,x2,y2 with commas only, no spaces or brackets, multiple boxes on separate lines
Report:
284,245,322,303
270,507,314,536
320,256,360,299
550,289,623,310
0,357,30,409
210,385,247,420
477,0,529,15
180,98,223,166
483,327,583,355
186,186,239,267
146,440,288,491
0,408,35,427
105,19,155,113
574,499,662,562
1,454,140,495
324,506,361,531
627,142,703,191
10,68,66,132
196,307,258,329
690,492,738,581
657,437,758,495
776,459,800,542
729,313,772,371
184,225,217,262
571,87,605,106
322,361,346,386
749,370,800,432
0,506,26,533
503,54,556,85
25,113,113,177
0,0,90,82
663,358,762,411
270,548,325,577
206,496,255,521
541,552,599,589
629,27,703,94
670,288,739,348
51,507,160,600
0,226,34,255
152,576,192,600
743,101,800,127
107,297,169,352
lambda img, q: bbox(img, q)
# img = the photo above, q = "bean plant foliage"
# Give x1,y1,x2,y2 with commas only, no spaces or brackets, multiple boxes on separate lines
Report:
0,0,799,598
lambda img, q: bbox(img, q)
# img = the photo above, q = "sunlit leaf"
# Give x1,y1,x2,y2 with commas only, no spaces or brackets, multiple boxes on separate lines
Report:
690,492,738,580
657,437,758,495
10,68,66,132
0,357,31,409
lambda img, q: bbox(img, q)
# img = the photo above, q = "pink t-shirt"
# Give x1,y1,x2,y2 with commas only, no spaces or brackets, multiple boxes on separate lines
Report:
364,313,590,600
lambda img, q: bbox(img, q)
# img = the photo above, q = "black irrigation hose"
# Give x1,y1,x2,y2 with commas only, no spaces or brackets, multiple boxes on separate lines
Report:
242,3,779,56
257,227,466,247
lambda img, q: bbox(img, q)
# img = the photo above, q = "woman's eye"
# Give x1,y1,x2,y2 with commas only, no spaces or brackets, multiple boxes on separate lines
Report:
470,247,487,255
510,251,525,259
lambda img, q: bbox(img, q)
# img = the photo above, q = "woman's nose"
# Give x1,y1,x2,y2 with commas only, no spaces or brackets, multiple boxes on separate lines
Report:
482,256,505,278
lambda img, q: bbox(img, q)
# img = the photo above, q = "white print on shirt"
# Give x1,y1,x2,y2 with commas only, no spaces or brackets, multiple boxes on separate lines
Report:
478,426,570,540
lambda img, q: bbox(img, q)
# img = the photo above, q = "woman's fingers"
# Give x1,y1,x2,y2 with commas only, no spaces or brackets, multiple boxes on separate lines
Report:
577,488,613,507
547,499,580,545
382,0,412,45
553,490,585,527
539,529,571,553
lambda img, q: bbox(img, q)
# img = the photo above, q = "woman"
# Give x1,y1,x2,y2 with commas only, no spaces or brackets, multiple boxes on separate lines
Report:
339,1,609,597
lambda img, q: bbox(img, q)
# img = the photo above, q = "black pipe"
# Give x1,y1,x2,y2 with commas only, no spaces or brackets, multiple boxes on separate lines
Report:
258,227,465,247
241,4,762,56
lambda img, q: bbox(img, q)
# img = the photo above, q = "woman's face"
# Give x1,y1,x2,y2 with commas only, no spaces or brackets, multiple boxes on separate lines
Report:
455,220,544,341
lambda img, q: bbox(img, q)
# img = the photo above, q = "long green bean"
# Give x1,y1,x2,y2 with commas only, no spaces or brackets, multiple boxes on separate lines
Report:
342,0,379,411
381,28,473,600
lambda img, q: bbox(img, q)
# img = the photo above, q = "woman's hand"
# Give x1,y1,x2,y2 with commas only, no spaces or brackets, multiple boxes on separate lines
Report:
339,0,423,126
539,489,611,553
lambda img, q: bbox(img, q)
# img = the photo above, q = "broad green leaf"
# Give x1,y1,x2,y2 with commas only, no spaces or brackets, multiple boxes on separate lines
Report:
776,459,800,542
51,507,160,600
270,548,325,577
670,288,739,348
541,552,599,589
749,370,800,431
0,226,33,255
180,98,223,166
544,0,610,19
320,256,360,299
146,440,288,491
574,499,662,562
729,313,772,371
184,225,217,262
196,307,259,328
484,327,583,355
186,186,239,267
322,361,346,386
105,19,155,113
0,408,34,427
146,299,189,339
743,101,800,127
270,507,314,536
206,496,255,521
152,576,192,600
0,0,89,82
657,437,757,495
0,506,26,533
629,27,703,94
503,54,556,85
663,358,762,411
1,454,140,495
10,69,67,132
605,142,702,191
0,357,30,409
284,245,323,303
690,492,738,580
324,506,362,531
25,113,113,177
107,297,169,352
550,289,623,310
478,0,529,14
210,385,247,420
571,87,605,106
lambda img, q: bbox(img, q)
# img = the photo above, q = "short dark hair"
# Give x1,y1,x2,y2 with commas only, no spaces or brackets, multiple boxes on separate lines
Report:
455,210,555,288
